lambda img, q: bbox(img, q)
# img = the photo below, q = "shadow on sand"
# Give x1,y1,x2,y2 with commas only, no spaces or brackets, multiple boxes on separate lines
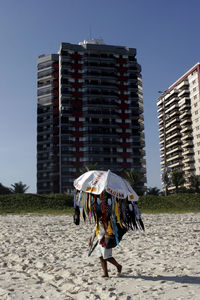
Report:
120,274,200,284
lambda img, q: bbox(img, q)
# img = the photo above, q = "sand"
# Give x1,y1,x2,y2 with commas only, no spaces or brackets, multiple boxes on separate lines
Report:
0,213,199,300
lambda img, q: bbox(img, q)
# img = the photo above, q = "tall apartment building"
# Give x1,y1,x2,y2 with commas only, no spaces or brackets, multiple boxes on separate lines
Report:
37,40,146,194
157,62,200,191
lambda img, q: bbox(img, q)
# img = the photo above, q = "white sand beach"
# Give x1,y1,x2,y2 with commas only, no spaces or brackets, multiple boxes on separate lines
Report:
0,213,199,300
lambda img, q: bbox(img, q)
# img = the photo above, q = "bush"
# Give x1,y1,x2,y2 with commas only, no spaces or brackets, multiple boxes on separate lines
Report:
0,193,74,214
139,193,200,213
0,193,199,214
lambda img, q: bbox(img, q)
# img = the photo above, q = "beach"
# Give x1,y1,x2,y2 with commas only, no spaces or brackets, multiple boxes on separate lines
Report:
0,213,199,300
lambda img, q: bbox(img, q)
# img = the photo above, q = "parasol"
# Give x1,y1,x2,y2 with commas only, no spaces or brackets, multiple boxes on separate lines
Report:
73,170,144,253
73,169,138,201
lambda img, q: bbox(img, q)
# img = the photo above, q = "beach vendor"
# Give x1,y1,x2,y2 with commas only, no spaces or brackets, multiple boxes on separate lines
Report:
89,216,122,278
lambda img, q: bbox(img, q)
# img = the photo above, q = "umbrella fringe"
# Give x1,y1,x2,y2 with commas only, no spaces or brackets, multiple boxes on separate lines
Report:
73,189,145,236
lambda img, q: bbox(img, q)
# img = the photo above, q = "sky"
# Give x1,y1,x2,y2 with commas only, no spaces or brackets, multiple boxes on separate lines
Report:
1,0,200,193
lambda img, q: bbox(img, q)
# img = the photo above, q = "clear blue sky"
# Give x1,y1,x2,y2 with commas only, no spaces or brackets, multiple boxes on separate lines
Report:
1,0,200,193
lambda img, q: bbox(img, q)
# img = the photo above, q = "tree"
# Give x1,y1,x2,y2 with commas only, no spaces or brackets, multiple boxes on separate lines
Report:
11,181,29,194
171,171,185,193
189,175,200,193
0,183,12,194
146,187,161,196
80,163,98,173
124,169,142,195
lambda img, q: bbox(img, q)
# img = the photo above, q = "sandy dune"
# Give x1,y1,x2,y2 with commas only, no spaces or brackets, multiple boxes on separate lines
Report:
0,213,199,299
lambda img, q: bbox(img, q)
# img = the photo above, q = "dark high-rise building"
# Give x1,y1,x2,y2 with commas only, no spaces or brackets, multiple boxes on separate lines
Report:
37,39,146,194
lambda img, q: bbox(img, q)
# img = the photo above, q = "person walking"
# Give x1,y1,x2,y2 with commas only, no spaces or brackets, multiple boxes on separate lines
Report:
89,216,122,277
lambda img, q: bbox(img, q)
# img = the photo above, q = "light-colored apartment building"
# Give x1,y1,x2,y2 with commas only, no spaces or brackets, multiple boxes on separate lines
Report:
157,62,200,191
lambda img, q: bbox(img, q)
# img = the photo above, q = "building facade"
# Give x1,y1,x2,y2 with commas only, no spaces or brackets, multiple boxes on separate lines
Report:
157,63,200,191
37,40,146,194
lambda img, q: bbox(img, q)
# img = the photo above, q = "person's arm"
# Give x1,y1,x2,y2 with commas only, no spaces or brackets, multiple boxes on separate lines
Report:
89,229,96,246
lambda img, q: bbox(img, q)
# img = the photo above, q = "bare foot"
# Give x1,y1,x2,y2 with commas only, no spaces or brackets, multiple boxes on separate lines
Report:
102,274,109,278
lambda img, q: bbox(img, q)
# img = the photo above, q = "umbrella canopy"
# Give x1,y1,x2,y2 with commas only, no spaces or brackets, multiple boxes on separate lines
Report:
74,170,138,201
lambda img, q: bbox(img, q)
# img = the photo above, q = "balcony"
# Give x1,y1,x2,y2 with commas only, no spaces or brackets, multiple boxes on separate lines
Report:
164,89,178,100
181,133,193,141
166,139,180,148
167,145,182,155
166,110,179,119
179,110,191,119
86,83,117,90
180,118,192,126
159,132,164,139
183,148,194,155
165,104,179,115
165,96,178,108
85,89,118,97
165,116,179,128
179,97,190,108
86,63,116,70
85,55,115,62
168,160,183,168
37,127,52,134
180,125,192,133
177,80,189,89
183,164,195,171
86,72,117,79
182,141,193,147
166,124,180,134
157,105,163,113
37,117,53,125
166,131,181,141
167,153,182,162
183,156,194,163
178,89,190,97
61,55,71,62
158,118,164,127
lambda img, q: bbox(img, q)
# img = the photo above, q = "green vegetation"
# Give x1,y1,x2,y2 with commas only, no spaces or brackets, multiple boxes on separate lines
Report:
0,181,30,194
0,193,199,215
10,181,29,193
171,170,185,193
0,183,12,194
189,175,200,193
139,193,200,213
146,186,161,196
124,169,143,195
80,163,98,173
0,193,74,214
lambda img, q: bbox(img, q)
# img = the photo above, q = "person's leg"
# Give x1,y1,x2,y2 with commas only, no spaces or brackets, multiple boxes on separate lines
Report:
106,257,122,273
100,256,109,277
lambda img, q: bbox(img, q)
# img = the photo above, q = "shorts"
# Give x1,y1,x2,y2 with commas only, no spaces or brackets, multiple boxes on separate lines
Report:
96,243,112,259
